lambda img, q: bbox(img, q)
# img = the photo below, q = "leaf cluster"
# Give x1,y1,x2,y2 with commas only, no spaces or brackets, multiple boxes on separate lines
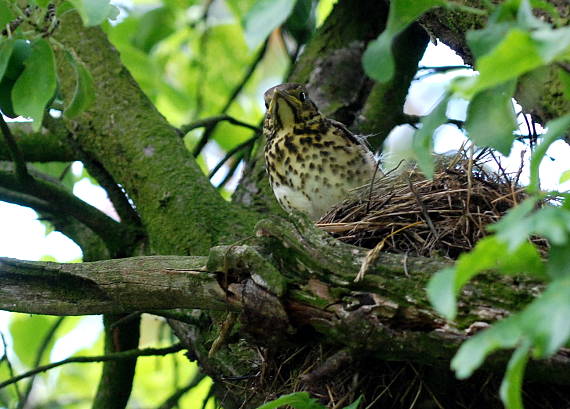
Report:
361,1,570,408
0,1,106,128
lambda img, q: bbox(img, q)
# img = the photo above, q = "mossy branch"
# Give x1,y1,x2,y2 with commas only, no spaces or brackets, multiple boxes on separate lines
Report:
1,217,568,384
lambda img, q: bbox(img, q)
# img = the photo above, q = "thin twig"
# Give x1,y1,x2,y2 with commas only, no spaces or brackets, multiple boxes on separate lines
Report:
466,145,474,213
220,39,268,115
355,221,423,282
192,39,268,157
407,178,438,239
208,136,257,179
1,332,21,400
17,317,65,409
399,114,464,129
156,371,207,409
181,115,260,135
0,343,185,390
0,116,33,184
216,153,244,188
108,312,141,331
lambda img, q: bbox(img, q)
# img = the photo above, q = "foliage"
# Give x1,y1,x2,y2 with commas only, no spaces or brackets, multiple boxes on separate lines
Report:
362,0,570,407
255,392,362,409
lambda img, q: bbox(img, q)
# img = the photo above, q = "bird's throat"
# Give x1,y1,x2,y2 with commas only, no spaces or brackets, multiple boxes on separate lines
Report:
272,94,299,130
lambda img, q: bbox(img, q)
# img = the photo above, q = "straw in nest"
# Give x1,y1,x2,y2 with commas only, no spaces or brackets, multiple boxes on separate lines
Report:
316,150,533,278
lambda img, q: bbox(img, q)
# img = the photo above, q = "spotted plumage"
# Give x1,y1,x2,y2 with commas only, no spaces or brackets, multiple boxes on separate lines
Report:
263,83,378,220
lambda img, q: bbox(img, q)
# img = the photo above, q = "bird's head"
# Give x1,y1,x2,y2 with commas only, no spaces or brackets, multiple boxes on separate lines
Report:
264,83,320,130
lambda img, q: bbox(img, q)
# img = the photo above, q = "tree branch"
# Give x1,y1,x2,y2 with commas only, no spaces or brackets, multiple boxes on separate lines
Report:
2,215,569,387
93,314,140,409
0,116,33,184
0,256,226,315
156,372,207,409
357,22,429,150
0,121,76,163
0,163,138,253
0,343,184,390
420,1,570,124
68,139,143,232
52,11,258,255
181,115,260,136
192,40,268,157
16,317,65,409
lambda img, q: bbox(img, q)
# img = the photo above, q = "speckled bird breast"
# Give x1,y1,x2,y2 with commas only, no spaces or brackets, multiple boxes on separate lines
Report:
264,118,377,220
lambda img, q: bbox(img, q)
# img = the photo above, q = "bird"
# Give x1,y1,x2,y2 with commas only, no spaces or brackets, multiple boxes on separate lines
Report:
263,83,379,220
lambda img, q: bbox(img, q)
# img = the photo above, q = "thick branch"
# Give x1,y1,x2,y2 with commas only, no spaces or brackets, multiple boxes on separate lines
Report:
0,163,137,253
52,12,257,255
0,256,226,315
0,121,75,162
357,23,429,149
2,219,570,386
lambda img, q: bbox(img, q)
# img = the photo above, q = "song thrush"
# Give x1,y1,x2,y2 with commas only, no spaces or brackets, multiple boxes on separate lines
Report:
263,83,378,220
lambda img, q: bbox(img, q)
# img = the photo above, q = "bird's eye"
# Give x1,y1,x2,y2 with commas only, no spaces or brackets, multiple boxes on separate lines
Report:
299,91,306,102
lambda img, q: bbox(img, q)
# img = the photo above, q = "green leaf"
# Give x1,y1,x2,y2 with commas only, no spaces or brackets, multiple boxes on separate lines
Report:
34,0,51,7
363,0,445,82
64,52,95,119
452,278,570,379
427,236,544,319
454,237,543,285
488,198,537,250
67,0,119,26
426,267,457,319
132,7,176,53
560,170,570,184
492,204,570,250
517,0,548,30
412,95,450,178
12,38,57,131
244,0,296,49
255,392,326,409
466,22,514,59
10,315,55,367
452,314,522,379
0,39,14,81
0,0,15,28
499,342,530,409
546,242,570,279
528,114,570,193
284,0,316,45
457,29,542,98
465,81,517,155
530,279,570,357
560,68,570,101
532,27,570,63
4,39,32,80
532,207,570,245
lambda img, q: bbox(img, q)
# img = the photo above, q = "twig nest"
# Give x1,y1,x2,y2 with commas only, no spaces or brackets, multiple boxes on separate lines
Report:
317,150,531,259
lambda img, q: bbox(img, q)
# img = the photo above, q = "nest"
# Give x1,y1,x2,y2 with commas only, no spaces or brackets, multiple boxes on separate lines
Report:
317,150,537,259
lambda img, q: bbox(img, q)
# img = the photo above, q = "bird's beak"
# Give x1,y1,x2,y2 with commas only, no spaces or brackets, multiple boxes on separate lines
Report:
271,90,299,128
